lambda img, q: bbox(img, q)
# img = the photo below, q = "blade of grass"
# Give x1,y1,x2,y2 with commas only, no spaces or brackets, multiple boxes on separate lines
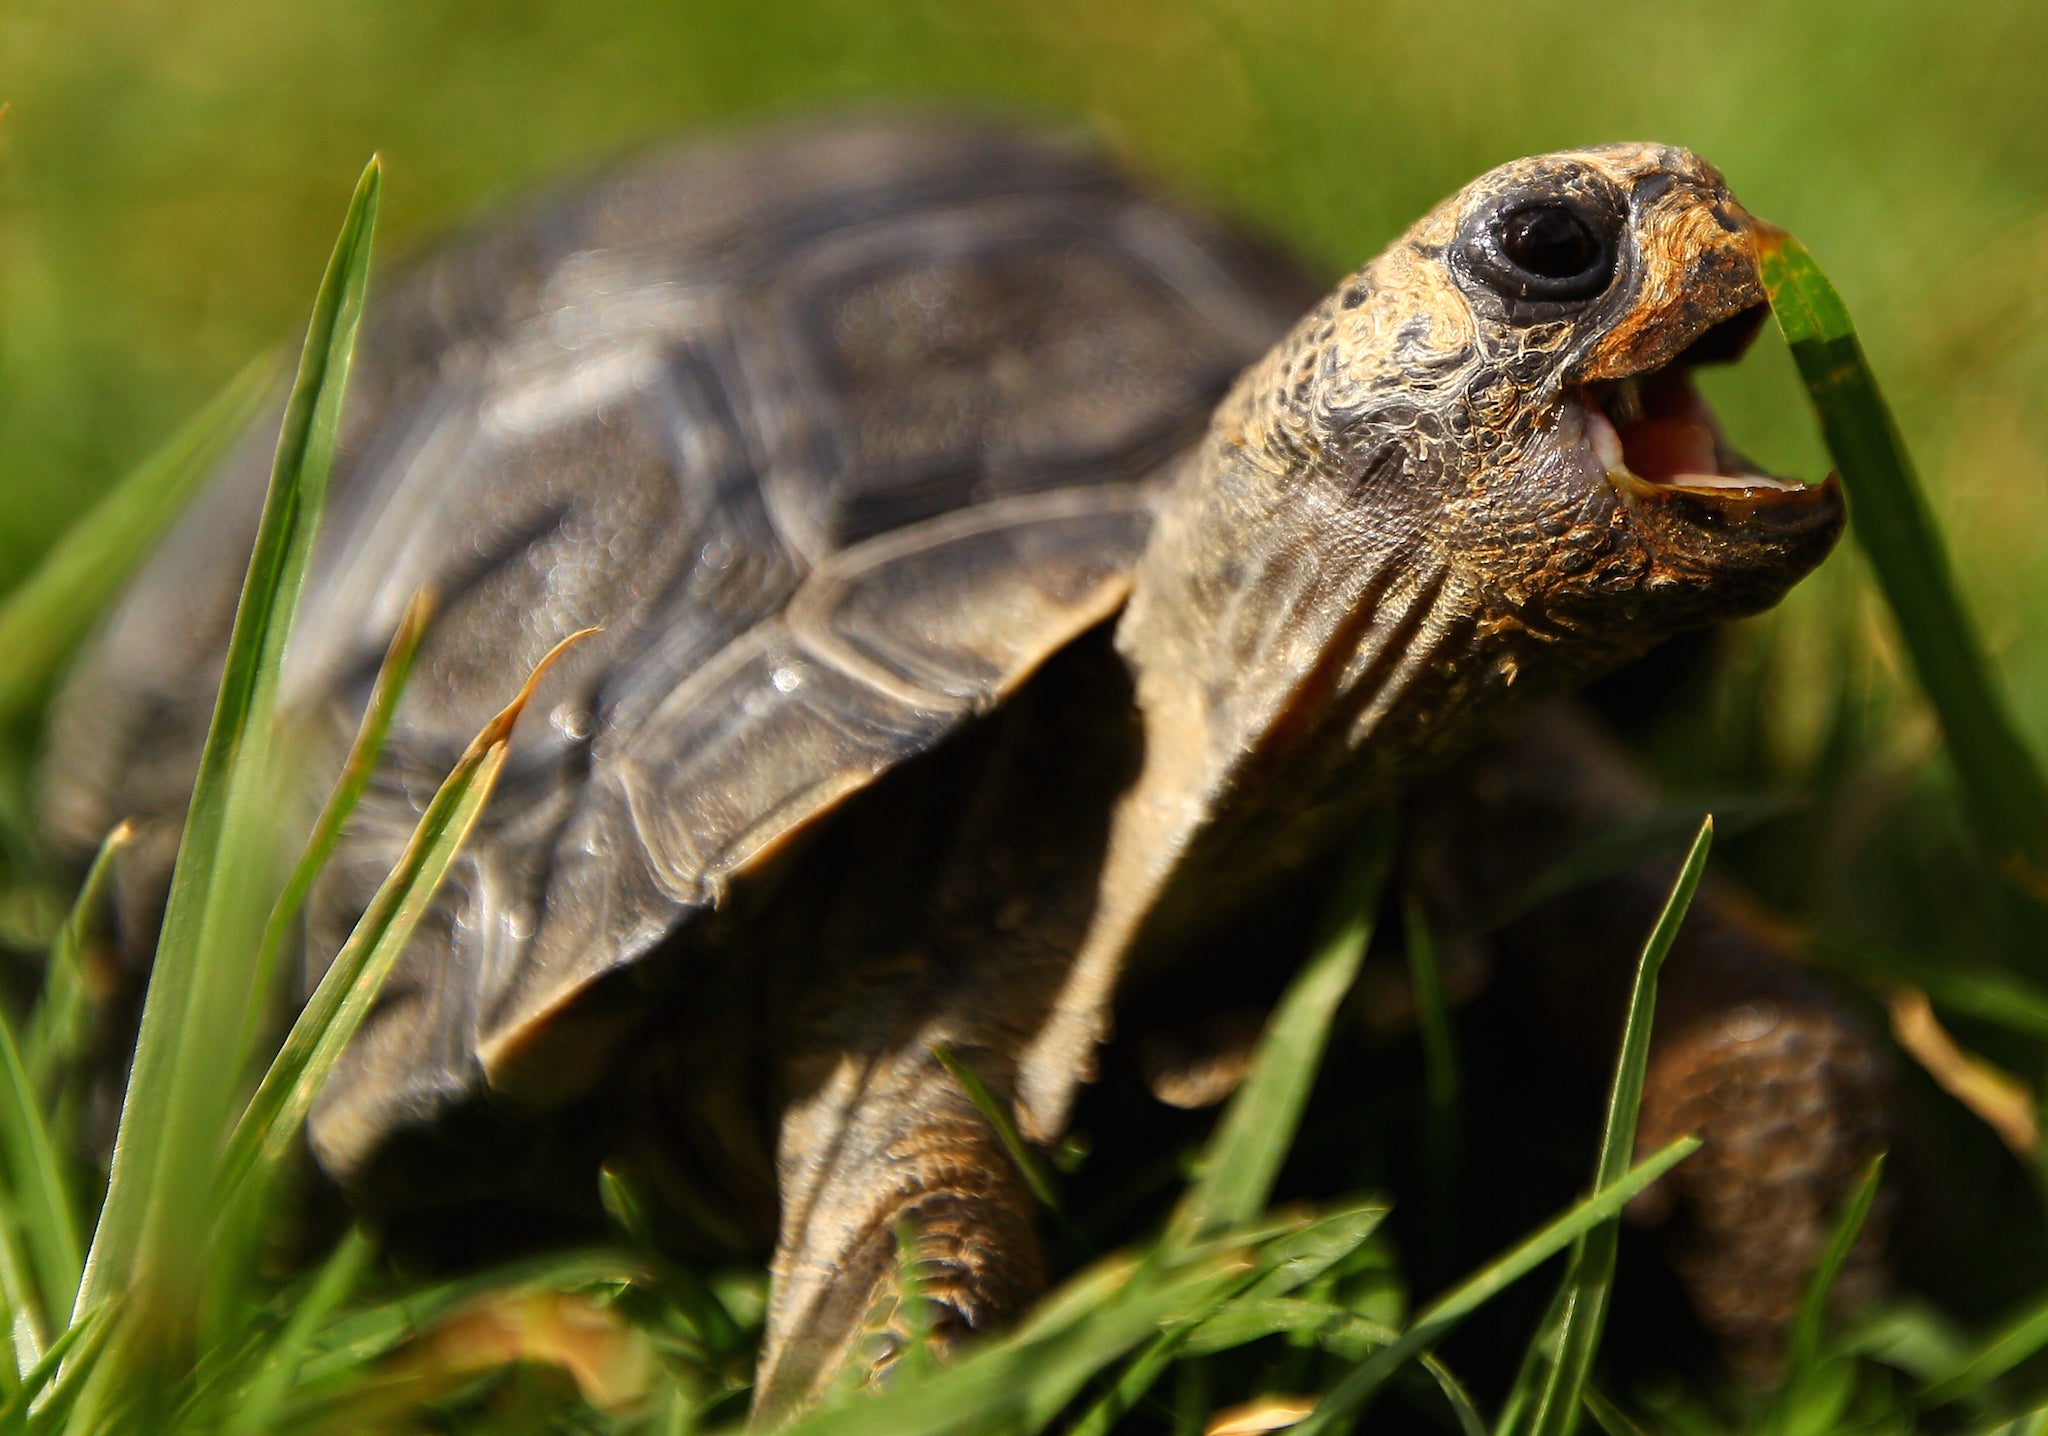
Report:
0,1304,105,1428
1172,815,1394,1243
23,819,133,1095
598,1168,744,1360
0,1202,35,1387
1980,1409,2048,1436
1581,1386,1655,1436
216,626,593,1205
778,1239,1261,1436
73,159,381,1347
1291,1136,1702,1436
1072,822,1393,1436
1920,1289,2048,1410
293,1248,649,1389
0,998,82,1350
1405,892,1460,1284
1180,1298,1396,1359
1070,1203,1390,1436
4,1304,111,1432
0,361,270,723
1766,1151,1886,1435
930,1044,1063,1215
235,585,433,1069
1422,1353,1489,1436
1507,818,1712,1436
1804,936,2048,1042
219,1230,371,1436
1758,230,2048,895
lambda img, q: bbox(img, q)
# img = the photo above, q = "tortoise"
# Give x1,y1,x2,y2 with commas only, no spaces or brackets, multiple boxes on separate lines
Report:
40,118,1851,1416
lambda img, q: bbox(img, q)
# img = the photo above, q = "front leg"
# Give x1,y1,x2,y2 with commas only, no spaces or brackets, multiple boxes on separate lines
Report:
753,1042,1044,1425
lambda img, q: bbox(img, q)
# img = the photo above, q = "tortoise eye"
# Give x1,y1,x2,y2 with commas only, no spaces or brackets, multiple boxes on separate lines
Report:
1500,205,1603,283
1467,198,1617,303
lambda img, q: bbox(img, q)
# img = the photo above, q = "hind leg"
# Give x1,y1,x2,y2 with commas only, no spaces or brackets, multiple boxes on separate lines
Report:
752,1042,1044,1425
1406,700,1892,1376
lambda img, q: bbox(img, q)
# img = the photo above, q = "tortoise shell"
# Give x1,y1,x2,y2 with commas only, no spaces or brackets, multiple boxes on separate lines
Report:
39,118,1317,1178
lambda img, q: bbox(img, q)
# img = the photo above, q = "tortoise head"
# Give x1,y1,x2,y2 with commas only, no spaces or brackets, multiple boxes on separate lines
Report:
1119,142,1843,806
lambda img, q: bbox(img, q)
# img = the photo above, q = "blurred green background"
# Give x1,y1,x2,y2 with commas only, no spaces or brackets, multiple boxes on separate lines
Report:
4,0,2048,756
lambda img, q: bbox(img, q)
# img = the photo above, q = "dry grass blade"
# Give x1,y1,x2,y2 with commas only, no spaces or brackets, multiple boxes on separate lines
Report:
1758,229,2048,894
1206,1397,1315,1435
1888,988,2038,1157
24,820,133,1095
218,625,595,1199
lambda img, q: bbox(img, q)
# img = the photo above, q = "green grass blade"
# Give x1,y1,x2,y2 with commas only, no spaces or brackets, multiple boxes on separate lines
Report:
1406,892,1461,1282
930,1043,1063,1215
1581,1386,1656,1436
1758,231,2048,894
1181,1299,1395,1359
219,1230,371,1436
1920,1289,2048,1410
215,743,500,1198
1762,1150,1886,1436
1422,1353,1489,1436
236,586,432,1069
1292,1136,1701,1436
0,1304,107,1427
14,1304,114,1433
1509,818,1712,1436
0,999,82,1348
24,819,133,1095
217,626,588,1204
73,159,381,1343
1785,1151,1887,1384
779,1247,1251,1436
1071,812,1393,1436
0,362,270,724
1172,815,1393,1243
783,1213,1359,1436
0,1201,36,1387
1803,936,2048,1041
1071,1202,1390,1436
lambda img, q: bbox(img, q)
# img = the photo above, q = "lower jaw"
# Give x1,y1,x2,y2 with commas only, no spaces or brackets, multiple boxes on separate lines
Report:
1581,398,1808,500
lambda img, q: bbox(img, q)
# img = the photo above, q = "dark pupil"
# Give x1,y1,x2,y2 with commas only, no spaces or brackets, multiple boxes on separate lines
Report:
1500,205,1600,280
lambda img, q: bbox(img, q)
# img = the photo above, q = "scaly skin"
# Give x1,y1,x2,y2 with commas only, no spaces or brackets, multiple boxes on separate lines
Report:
740,144,1845,1418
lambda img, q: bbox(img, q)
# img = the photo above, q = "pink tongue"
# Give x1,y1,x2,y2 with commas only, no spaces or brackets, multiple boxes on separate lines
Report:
1620,417,1717,482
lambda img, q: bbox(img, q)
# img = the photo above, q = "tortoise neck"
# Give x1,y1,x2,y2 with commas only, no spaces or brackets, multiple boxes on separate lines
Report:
1114,420,1468,825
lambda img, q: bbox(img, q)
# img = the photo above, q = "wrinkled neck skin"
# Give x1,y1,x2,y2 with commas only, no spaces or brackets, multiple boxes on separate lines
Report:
1012,258,1662,1139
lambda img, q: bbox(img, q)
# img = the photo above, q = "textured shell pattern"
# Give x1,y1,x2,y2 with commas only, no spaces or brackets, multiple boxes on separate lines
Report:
38,121,1317,1175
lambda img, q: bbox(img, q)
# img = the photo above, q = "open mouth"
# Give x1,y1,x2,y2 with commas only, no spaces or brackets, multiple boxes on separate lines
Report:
1579,305,1812,500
